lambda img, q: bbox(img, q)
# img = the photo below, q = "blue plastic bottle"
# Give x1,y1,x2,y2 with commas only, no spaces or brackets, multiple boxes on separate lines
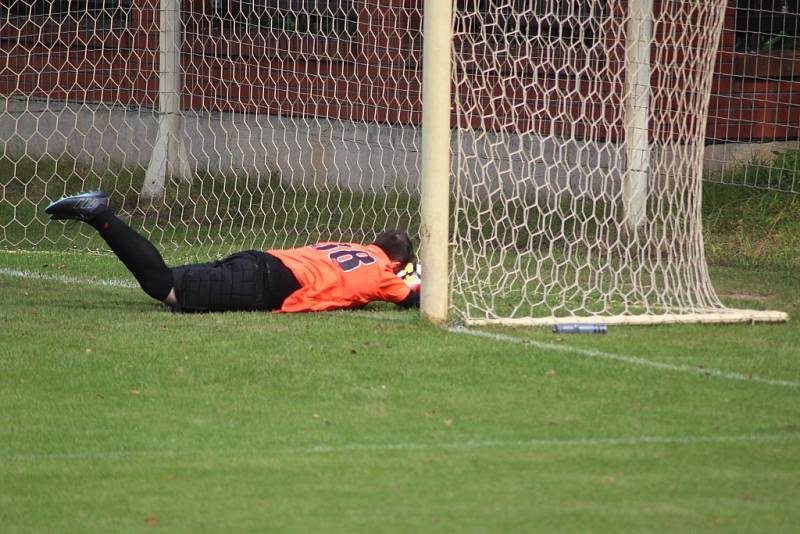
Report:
552,323,608,334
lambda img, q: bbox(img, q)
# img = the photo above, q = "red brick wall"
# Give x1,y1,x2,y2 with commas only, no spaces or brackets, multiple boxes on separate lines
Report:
1,0,796,143
708,5,800,141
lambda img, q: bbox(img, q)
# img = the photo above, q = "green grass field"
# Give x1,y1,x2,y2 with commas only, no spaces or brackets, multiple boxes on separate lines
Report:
2,160,800,531
2,250,799,532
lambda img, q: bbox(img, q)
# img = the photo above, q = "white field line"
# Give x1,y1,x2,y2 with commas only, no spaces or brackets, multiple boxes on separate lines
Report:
0,267,137,289
450,326,800,389
3,267,798,389
2,432,798,462
0,249,94,255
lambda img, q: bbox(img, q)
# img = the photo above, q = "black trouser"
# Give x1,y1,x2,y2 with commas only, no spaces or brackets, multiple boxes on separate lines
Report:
90,211,300,312
170,251,300,313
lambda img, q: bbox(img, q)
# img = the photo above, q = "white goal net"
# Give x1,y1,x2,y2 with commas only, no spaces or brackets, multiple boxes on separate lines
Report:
0,0,787,324
449,0,776,324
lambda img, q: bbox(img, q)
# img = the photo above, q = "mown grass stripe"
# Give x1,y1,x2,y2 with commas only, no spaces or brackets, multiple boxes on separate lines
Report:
2,432,798,461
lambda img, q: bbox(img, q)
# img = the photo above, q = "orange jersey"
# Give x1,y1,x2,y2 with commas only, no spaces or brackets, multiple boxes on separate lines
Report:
267,242,412,312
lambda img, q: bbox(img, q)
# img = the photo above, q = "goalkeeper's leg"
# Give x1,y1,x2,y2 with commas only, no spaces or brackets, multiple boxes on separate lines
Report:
45,190,174,303
47,194,297,311
89,210,175,303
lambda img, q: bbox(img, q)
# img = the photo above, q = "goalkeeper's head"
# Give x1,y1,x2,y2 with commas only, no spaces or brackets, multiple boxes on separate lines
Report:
373,229,414,272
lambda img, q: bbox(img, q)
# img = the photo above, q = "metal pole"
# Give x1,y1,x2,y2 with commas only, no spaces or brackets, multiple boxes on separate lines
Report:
419,0,452,324
144,0,190,198
623,0,653,231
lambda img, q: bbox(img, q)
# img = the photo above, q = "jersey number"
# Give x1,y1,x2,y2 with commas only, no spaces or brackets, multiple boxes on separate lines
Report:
313,244,376,272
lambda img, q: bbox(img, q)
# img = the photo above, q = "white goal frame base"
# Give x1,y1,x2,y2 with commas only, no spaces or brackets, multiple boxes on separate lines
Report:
465,310,789,327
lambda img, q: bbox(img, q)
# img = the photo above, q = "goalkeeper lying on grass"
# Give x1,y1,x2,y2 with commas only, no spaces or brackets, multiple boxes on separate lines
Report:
46,191,420,313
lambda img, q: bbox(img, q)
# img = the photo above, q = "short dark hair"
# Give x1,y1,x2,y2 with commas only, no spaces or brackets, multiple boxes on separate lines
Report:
372,229,414,265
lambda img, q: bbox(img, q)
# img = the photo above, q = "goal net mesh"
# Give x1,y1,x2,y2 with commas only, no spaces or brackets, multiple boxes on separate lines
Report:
450,0,729,321
0,0,423,257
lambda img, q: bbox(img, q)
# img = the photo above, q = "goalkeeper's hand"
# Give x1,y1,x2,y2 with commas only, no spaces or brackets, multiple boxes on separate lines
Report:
397,262,421,308
398,262,422,293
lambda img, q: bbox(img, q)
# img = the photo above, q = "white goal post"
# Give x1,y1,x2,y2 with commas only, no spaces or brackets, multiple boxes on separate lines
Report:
420,0,452,325
0,0,788,326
